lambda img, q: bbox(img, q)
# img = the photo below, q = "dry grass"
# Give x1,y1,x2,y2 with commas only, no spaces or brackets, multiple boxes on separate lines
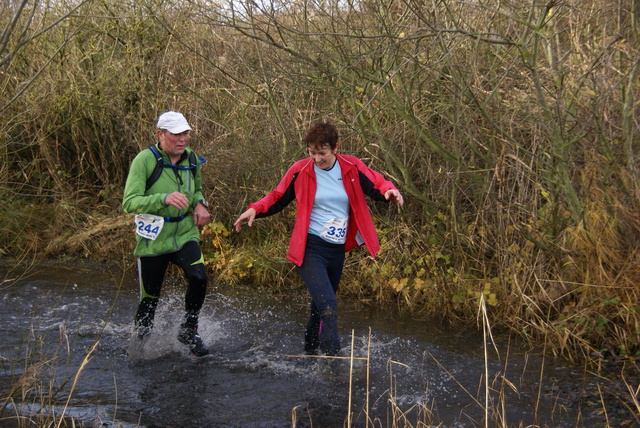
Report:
1,0,638,365
0,323,93,428
289,302,640,427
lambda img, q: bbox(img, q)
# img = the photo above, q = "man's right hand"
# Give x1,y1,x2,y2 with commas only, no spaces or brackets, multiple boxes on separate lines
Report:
165,192,189,210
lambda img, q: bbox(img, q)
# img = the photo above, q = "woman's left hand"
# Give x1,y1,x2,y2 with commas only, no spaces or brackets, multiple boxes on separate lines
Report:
384,189,404,206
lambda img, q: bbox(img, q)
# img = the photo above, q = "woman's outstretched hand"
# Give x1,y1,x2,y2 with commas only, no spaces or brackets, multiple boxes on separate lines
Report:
384,189,404,206
233,208,257,232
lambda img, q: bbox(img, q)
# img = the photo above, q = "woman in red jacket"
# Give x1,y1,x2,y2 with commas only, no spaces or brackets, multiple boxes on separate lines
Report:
234,122,403,356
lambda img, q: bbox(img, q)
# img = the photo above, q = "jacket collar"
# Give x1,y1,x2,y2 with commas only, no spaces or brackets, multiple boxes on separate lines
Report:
336,154,357,174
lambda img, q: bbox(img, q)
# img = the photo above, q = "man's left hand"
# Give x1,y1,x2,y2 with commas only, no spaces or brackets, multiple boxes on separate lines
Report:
193,202,211,226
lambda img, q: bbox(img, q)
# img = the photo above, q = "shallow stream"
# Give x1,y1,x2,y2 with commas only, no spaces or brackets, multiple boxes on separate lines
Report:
0,262,625,427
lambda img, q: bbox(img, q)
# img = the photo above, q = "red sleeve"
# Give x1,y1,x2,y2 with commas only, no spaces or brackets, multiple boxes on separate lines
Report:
247,160,303,217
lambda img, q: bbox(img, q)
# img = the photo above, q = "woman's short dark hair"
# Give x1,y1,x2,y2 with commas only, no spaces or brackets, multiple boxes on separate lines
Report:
304,122,338,150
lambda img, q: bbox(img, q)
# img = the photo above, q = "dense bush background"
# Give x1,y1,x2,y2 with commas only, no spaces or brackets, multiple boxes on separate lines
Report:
2,0,638,362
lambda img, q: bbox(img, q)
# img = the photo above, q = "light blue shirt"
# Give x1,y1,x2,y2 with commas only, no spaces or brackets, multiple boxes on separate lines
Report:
309,161,349,243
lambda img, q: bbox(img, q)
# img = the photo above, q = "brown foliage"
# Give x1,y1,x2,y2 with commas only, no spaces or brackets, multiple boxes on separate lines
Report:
1,0,638,362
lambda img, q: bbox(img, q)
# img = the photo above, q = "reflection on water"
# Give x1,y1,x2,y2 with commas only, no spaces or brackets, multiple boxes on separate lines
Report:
0,262,615,427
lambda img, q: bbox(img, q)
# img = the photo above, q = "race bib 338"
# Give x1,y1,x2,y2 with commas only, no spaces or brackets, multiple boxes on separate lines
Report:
320,217,348,244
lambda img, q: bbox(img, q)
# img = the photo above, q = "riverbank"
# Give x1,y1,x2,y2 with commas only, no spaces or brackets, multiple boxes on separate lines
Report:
3,3,640,423
4,204,640,367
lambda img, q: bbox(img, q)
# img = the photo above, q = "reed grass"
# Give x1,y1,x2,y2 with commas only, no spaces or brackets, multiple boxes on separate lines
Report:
0,260,130,428
289,298,640,427
0,319,89,428
1,0,638,368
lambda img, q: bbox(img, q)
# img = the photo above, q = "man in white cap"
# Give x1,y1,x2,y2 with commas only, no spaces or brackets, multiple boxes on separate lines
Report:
123,111,211,356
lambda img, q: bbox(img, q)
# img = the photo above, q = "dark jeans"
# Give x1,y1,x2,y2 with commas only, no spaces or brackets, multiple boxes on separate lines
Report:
135,240,207,332
296,234,345,356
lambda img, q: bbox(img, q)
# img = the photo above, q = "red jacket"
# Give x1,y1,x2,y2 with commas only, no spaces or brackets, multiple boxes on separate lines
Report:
248,154,399,266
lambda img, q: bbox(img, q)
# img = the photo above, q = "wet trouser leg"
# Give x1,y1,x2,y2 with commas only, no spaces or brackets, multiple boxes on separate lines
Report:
135,241,207,333
171,241,208,329
304,301,321,353
135,253,171,335
296,234,345,356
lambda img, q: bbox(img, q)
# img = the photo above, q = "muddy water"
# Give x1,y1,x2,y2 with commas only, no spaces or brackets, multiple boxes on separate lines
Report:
0,262,613,427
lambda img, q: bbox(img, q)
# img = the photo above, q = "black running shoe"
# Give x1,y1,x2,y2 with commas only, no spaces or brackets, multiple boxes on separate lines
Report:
178,325,209,356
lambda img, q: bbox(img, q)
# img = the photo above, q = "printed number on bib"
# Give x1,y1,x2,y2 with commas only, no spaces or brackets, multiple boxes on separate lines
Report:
134,214,164,240
320,217,348,244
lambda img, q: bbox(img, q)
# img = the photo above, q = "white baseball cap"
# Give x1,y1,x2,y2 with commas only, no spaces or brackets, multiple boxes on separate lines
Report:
156,111,192,134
